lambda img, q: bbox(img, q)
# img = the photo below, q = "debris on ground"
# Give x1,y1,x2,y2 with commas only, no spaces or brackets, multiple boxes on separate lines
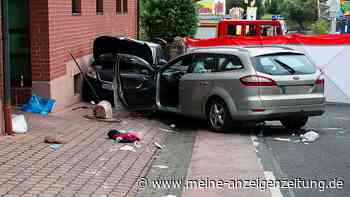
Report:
154,165,169,169
170,124,176,129
22,94,55,116
273,137,301,143
44,135,66,144
83,114,121,122
119,145,136,152
300,130,319,143
273,137,292,142
154,142,165,150
107,129,140,143
159,128,178,134
321,127,344,131
12,114,28,134
72,106,89,111
94,100,113,119
134,142,142,148
130,112,146,118
50,144,62,151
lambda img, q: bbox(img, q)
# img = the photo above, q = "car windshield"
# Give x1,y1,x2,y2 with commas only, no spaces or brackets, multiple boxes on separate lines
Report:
252,54,317,75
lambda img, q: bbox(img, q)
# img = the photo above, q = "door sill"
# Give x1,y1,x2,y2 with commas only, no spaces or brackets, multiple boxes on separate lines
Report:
159,106,180,113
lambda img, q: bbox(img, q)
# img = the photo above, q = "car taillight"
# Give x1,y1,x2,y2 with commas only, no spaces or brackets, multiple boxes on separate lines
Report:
315,74,325,85
240,75,277,86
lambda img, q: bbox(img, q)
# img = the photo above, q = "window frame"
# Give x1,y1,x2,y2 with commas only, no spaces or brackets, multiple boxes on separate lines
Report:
116,0,128,14
96,0,104,15
72,0,81,15
162,54,193,75
216,54,244,72
188,53,216,74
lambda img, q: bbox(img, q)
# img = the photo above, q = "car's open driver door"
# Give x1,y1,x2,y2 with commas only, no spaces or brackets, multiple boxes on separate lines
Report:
115,54,157,110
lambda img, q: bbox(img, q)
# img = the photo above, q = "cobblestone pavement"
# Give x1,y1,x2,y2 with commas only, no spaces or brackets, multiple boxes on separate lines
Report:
0,104,168,197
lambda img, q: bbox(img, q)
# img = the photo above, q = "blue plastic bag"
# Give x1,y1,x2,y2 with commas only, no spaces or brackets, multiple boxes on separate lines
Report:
22,95,56,116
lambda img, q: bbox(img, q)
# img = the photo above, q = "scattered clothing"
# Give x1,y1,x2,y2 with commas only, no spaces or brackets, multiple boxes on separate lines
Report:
108,129,140,143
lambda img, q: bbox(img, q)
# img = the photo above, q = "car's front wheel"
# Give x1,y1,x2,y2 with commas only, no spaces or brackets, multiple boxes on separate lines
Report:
207,98,232,131
280,116,308,129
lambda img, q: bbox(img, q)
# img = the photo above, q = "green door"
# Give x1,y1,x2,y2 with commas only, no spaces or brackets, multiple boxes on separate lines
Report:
8,0,31,87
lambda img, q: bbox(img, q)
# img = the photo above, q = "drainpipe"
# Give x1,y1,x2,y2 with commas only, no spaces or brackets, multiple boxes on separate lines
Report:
2,0,13,135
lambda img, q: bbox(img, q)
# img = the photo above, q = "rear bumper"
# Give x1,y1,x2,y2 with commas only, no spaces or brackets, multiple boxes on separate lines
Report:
232,103,325,121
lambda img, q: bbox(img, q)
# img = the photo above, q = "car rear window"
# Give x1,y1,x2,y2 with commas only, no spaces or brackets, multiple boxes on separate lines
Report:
252,54,317,75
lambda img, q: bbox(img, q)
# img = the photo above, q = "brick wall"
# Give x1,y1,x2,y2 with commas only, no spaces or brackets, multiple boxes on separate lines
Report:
47,0,137,80
31,0,50,82
29,0,137,110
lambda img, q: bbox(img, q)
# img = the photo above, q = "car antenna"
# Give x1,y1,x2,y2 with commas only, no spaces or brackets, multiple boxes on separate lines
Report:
68,50,101,102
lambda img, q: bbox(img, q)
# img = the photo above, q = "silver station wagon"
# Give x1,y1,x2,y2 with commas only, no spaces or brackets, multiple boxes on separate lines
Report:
116,46,325,131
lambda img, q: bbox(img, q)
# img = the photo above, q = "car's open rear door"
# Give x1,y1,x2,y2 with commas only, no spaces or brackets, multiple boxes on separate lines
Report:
115,54,156,110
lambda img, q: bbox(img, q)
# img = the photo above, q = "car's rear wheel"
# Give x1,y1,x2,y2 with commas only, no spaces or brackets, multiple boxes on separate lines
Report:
207,98,232,131
281,116,308,129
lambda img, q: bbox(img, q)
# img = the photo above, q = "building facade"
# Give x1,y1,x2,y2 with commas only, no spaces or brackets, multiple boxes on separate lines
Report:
0,0,138,134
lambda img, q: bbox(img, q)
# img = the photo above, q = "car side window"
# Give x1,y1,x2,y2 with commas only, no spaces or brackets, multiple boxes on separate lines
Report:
227,24,242,36
119,56,152,75
163,55,193,74
217,55,244,71
190,54,216,73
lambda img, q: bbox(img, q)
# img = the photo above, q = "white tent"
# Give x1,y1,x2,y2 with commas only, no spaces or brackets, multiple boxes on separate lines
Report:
288,45,350,103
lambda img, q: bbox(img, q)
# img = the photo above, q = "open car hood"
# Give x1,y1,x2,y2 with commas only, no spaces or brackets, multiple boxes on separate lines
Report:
93,36,153,65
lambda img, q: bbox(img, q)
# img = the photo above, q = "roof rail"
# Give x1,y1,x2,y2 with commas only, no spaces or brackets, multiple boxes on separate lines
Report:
189,46,249,53
243,45,295,51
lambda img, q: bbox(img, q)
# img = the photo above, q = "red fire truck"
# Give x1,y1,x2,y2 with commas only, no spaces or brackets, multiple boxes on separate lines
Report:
196,20,287,38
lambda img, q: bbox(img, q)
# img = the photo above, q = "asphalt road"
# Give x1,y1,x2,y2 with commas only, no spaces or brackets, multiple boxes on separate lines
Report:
136,104,350,197
255,104,350,197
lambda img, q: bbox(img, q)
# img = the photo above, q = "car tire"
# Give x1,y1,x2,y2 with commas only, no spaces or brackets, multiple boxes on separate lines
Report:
281,116,308,129
207,98,232,131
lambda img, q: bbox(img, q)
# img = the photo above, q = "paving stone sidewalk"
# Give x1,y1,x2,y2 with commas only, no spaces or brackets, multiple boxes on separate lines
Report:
0,104,168,197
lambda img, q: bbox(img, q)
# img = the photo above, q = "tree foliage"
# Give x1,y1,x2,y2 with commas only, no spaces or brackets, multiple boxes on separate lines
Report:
311,19,330,34
141,0,198,42
266,0,280,14
280,0,318,31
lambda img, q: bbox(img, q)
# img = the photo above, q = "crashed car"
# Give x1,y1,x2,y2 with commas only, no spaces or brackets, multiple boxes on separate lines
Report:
83,36,167,104
116,46,325,131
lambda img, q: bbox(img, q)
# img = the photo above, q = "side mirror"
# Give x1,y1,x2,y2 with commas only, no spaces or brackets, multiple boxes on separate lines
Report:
158,59,168,66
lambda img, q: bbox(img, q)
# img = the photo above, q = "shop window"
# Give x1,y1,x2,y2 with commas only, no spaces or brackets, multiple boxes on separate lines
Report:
97,0,104,14
72,0,81,15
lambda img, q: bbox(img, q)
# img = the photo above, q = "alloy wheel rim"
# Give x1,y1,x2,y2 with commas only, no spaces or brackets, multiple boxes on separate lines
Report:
210,103,225,129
